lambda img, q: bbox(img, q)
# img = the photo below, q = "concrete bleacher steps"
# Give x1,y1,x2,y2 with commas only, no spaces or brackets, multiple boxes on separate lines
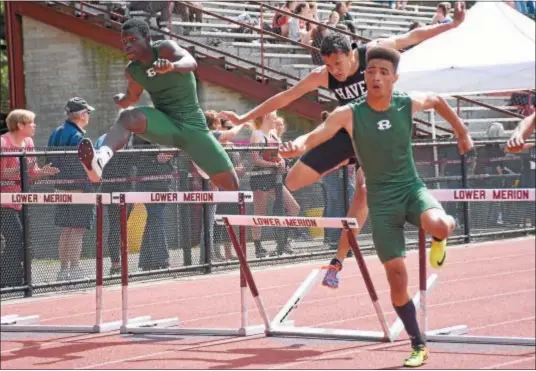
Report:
101,1,519,135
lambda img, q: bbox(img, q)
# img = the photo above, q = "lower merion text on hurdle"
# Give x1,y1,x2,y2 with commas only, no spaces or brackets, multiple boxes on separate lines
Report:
252,217,318,227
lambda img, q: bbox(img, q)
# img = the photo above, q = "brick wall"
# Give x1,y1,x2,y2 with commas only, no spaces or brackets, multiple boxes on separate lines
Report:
22,17,315,147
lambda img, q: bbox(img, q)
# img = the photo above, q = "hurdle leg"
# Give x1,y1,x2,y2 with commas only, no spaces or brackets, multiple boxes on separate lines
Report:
118,195,166,334
95,194,104,329
225,218,272,332
120,196,129,333
238,194,248,330
343,223,391,341
270,269,323,327
419,228,428,338
420,228,535,346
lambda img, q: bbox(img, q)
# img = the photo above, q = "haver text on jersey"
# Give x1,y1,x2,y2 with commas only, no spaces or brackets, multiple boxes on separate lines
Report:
333,81,367,101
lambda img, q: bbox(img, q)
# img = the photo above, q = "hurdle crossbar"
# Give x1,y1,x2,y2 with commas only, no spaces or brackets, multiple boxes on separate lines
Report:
216,215,423,342
420,189,535,346
115,191,265,336
0,193,149,333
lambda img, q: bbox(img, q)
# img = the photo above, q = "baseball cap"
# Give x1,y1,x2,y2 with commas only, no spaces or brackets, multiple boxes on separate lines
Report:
65,97,95,113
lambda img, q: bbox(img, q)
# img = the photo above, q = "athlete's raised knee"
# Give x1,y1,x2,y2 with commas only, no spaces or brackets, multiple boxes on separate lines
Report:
422,210,455,240
284,173,301,192
285,162,321,192
435,215,455,240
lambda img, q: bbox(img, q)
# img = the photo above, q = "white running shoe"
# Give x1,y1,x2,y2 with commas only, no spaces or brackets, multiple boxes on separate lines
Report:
78,138,103,183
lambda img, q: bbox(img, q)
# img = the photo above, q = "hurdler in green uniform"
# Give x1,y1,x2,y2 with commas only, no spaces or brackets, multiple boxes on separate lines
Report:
78,19,239,191
350,91,443,264
280,46,474,368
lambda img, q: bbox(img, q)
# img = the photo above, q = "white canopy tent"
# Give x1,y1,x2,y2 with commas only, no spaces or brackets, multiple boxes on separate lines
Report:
396,1,535,96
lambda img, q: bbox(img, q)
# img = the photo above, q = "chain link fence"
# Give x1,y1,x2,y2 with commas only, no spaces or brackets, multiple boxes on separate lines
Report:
1,139,534,299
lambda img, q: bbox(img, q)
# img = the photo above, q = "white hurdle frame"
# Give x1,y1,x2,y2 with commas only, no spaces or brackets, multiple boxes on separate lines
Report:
421,188,536,346
0,193,150,333
115,191,265,336
214,215,432,342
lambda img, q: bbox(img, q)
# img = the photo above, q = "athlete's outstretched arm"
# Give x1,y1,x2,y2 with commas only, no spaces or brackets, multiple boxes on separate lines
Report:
506,112,536,153
373,2,465,50
157,40,198,73
218,67,326,125
411,92,474,154
114,70,144,109
216,122,253,143
280,105,352,158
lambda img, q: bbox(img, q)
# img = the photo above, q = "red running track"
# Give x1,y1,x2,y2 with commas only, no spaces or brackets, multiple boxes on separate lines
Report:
1,237,535,369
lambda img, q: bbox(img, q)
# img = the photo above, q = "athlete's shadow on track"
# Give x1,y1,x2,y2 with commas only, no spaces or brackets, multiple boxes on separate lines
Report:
1,334,215,366
129,343,367,369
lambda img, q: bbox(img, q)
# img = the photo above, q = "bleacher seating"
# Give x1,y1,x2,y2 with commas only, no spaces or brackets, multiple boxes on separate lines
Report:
87,0,524,136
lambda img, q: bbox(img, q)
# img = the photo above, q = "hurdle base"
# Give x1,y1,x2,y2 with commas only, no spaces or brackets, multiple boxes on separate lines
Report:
426,328,536,346
1,315,40,326
267,326,388,342
122,317,265,337
1,315,152,333
267,270,439,343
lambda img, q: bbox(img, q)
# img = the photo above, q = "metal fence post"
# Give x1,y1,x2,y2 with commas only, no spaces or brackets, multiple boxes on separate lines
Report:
460,154,471,243
201,178,212,274
19,154,33,297
178,159,192,266
274,172,287,249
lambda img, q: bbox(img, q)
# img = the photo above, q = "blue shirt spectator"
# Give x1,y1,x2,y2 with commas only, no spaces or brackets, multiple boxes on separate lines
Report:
48,97,94,191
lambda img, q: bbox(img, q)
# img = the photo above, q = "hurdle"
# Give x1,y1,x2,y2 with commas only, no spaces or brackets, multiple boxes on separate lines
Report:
420,188,536,346
115,191,267,336
214,215,433,342
0,192,150,333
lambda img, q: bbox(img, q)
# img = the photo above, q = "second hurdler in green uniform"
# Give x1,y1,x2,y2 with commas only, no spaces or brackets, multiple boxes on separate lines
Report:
78,19,239,190
280,46,474,367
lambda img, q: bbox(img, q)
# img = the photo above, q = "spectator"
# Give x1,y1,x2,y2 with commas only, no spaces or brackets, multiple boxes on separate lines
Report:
0,109,59,288
128,1,175,30
309,1,319,21
510,92,535,117
396,1,408,10
289,2,312,43
275,116,286,139
331,2,356,34
48,97,95,281
480,122,510,225
95,130,135,276
249,112,300,258
202,111,249,261
207,113,251,261
309,12,339,65
208,110,252,143
431,2,453,24
134,136,173,271
272,1,298,37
